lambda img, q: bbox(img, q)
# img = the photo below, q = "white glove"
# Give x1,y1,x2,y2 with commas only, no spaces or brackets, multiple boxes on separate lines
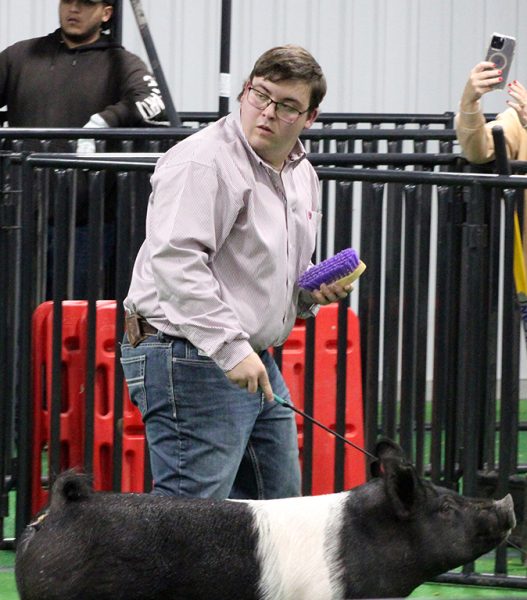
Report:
76,113,109,154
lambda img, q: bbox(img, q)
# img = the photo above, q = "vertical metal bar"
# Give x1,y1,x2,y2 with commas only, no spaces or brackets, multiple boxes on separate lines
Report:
490,124,513,495
273,346,283,372
319,176,330,259
302,317,316,496
458,182,488,499
359,182,384,453
49,170,70,484
0,153,13,539
318,126,332,260
128,0,181,127
415,185,432,474
84,171,105,477
34,168,49,304
491,126,511,177
129,171,148,261
111,0,123,45
381,182,403,439
6,155,22,532
112,172,133,491
381,138,403,441
431,186,461,484
218,0,232,117
333,182,352,491
15,155,36,537
482,188,501,469
457,181,489,577
0,206,6,541
399,184,417,460
496,188,520,574
444,186,466,487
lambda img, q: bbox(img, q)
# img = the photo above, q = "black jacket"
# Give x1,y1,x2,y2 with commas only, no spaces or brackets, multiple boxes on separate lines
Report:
0,28,166,127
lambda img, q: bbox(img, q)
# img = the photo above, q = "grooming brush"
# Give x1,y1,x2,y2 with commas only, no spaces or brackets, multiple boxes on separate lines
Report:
297,248,366,291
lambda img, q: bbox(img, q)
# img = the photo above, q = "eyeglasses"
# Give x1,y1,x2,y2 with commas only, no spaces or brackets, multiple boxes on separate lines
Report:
246,86,309,124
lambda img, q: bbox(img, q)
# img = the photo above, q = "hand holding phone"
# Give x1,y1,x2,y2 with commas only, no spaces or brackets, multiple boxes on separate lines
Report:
485,32,516,89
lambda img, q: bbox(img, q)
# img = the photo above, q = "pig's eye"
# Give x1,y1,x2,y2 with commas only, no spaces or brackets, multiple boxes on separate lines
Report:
440,500,454,513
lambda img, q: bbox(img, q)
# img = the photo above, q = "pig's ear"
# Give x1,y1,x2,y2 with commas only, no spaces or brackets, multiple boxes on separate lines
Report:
371,438,405,478
373,438,405,461
383,457,422,519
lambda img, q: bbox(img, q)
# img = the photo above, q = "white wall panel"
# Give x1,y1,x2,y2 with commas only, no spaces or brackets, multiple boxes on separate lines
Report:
1,0,526,116
1,0,526,386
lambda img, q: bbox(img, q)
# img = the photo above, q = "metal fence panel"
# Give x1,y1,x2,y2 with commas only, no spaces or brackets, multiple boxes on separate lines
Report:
1,124,527,589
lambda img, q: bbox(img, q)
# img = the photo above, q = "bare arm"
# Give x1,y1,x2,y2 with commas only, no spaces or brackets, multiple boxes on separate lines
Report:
459,61,503,111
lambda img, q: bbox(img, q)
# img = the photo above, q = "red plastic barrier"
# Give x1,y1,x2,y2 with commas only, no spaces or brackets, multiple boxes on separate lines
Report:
31,301,145,514
87,301,145,493
32,302,364,513
279,305,365,494
31,301,89,514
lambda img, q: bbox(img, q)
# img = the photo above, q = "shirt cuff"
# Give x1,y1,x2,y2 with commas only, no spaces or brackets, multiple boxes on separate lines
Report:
297,289,320,319
210,339,254,372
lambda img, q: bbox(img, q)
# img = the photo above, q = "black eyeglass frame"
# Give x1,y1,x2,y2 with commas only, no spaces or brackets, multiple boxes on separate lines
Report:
246,86,310,124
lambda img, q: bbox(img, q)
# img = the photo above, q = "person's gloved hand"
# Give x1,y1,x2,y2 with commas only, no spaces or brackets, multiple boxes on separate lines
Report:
76,113,109,154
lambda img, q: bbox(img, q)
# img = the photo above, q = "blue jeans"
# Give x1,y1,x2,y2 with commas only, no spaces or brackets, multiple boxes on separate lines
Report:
120,332,301,499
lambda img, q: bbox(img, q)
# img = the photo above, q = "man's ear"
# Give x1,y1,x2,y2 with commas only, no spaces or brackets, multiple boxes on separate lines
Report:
304,108,320,129
102,6,113,23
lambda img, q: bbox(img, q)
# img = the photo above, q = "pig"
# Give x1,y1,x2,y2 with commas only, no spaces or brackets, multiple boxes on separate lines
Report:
15,439,515,600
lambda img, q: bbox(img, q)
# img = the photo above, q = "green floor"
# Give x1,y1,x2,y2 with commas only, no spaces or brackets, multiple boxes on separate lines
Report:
412,583,527,598
3,400,527,598
1,546,526,599
0,550,17,599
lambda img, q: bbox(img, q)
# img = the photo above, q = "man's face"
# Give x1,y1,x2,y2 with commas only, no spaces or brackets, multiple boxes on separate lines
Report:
240,76,319,170
59,0,112,48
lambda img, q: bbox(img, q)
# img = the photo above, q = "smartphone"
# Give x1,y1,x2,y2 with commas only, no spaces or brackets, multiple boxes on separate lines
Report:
485,32,516,89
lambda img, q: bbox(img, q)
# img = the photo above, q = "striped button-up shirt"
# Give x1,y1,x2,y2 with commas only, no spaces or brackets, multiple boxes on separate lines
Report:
124,110,321,371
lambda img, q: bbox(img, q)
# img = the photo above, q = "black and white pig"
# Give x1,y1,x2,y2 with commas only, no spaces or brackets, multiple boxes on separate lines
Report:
15,439,515,600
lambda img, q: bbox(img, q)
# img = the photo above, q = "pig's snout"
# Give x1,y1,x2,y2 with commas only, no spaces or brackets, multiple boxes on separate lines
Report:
495,494,516,532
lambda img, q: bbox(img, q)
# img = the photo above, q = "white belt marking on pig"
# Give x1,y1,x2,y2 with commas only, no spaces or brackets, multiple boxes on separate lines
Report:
248,492,347,600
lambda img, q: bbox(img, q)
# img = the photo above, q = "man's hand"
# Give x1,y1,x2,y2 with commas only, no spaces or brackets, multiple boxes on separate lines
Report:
76,113,109,154
308,281,353,306
225,352,274,402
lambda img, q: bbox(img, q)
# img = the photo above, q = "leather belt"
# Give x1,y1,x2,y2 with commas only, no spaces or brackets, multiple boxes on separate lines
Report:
138,318,158,335
124,312,158,347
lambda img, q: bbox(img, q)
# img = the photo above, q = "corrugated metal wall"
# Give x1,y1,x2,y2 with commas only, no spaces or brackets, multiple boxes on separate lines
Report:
1,0,526,115
1,0,527,385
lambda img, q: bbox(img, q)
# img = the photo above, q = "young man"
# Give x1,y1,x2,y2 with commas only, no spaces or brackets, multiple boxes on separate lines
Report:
121,45,351,500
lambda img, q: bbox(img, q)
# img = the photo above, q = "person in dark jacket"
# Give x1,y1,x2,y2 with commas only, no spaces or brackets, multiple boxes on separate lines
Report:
0,0,166,131
0,0,168,299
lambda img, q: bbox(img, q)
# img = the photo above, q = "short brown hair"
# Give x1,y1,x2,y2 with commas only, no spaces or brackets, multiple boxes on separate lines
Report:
238,45,327,111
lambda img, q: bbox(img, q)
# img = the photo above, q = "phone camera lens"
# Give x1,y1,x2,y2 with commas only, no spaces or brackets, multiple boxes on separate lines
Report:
492,36,505,50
